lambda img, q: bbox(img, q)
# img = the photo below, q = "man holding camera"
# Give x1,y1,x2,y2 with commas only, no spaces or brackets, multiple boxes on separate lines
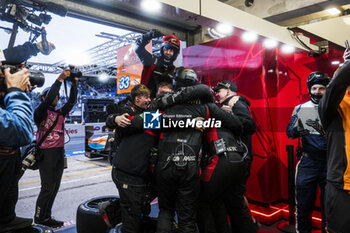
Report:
287,72,329,233
0,40,54,232
33,69,77,228
0,65,34,232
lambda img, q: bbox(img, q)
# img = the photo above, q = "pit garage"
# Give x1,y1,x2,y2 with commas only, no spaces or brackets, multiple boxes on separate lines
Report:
1,0,350,232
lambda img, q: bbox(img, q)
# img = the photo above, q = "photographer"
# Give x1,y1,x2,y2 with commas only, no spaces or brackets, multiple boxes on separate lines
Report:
0,65,34,232
33,69,77,228
1,41,55,64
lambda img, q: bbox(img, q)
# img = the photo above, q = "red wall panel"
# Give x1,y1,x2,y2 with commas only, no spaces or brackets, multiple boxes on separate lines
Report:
183,34,343,203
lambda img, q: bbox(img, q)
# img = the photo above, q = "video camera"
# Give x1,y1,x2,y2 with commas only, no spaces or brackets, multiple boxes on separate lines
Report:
0,0,67,41
0,64,45,92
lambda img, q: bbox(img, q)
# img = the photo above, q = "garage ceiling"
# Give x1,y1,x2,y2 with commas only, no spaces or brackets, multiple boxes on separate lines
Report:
220,0,350,48
37,0,350,49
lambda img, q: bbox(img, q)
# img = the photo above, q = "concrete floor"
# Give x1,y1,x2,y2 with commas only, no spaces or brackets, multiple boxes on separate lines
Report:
16,155,117,230
16,154,322,233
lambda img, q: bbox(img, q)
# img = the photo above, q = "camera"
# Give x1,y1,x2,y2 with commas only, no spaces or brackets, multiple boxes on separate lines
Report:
22,146,37,172
0,65,45,92
66,66,82,82
17,144,38,180
67,71,82,82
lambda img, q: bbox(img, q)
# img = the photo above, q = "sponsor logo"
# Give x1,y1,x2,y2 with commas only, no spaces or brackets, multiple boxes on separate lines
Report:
143,110,161,129
143,111,222,129
66,129,78,134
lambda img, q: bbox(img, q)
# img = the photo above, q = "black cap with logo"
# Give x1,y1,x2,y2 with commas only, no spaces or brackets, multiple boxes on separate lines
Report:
213,80,237,92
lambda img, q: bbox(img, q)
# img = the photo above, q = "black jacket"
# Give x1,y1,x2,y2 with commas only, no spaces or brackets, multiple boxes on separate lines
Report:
222,96,256,157
319,61,350,190
3,42,40,64
134,33,175,98
158,102,243,162
107,85,218,177
107,100,157,177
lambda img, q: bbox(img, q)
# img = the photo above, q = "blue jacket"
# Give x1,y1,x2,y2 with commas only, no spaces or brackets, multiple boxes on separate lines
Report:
286,100,327,155
0,89,34,147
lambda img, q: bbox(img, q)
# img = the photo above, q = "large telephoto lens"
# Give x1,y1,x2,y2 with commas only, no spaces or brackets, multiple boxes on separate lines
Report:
29,71,45,87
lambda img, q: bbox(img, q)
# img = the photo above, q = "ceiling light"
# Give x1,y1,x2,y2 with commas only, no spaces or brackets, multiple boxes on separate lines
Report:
263,39,278,49
141,0,162,13
281,44,295,54
215,23,234,36
242,31,258,42
99,73,108,81
326,8,341,15
332,61,340,65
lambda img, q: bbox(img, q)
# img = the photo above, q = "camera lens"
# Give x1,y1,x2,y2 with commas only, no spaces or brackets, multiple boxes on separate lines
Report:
29,71,45,87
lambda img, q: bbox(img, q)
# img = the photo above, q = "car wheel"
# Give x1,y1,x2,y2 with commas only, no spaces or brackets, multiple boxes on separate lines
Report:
76,196,120,233
32,224,54,232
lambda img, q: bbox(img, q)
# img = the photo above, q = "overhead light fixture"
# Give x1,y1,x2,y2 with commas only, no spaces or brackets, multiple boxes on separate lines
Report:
281,44,295,54
263,39,278,49
99,73,108,81
215,23,234,36
332,61,340,65
242,31,258,42
326,8,341,15
141,0,162,13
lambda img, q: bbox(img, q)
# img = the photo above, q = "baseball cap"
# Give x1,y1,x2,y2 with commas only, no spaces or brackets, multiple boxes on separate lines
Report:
213,80,237,92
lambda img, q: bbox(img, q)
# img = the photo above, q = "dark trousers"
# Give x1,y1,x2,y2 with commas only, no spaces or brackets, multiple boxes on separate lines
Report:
0,151,20,225
198,154,257,233
295,156,327,233
325,181,350,233
35,147,64,222
112,168,153,233
156,161,200,233
197,199,229,233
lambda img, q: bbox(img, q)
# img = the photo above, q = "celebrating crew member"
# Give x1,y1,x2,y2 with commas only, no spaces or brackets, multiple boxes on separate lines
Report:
156,68,243,233
135,29,180,98
197,80,257,233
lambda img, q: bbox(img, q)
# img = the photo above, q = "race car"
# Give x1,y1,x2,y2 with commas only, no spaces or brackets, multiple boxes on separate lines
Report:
85,124,117,164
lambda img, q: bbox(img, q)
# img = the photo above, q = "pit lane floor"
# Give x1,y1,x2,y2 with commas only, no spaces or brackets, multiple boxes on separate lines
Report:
16,154,117,231
15,154,320,233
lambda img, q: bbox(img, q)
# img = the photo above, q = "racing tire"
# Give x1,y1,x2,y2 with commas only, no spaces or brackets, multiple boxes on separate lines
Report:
76,195,120,233
109,217,178,233
31,224,54,232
